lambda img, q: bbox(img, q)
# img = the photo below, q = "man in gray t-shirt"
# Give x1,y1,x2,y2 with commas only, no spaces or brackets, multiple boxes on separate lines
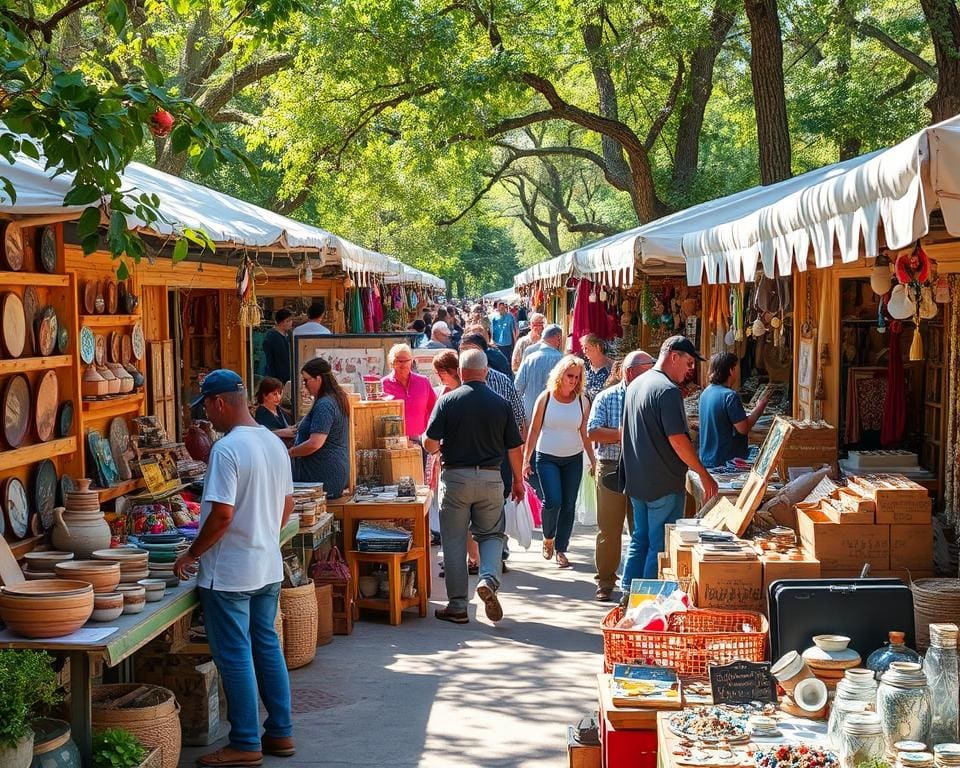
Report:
621,335,718,587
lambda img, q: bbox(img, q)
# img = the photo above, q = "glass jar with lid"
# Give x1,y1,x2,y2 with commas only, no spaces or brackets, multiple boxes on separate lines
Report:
829,668,880,748
868,631,922,678
878,662,933,755
922,623,959,745
840,712,886,768
830,699,872,749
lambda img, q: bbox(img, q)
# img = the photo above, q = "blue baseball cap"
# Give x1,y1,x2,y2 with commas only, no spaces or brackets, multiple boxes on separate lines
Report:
191,369,245,407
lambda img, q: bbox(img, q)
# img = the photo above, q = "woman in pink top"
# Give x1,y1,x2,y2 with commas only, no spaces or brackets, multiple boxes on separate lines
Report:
381,343,438,442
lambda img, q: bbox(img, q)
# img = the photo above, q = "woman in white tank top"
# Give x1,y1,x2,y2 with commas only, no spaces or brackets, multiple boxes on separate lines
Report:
522,355,597,568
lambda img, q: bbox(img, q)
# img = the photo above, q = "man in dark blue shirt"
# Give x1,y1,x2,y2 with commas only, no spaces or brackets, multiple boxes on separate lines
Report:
261,309,293,384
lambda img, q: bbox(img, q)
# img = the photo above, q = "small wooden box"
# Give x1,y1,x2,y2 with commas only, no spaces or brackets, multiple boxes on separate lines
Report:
377,436,409,450
846,474,932,524
797,508,889,570
351,400,404,451
567,726,602,768
380,447,425,485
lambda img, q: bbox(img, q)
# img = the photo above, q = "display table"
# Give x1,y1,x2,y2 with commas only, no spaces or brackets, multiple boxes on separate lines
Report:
327,491,432,625
0,517,299,768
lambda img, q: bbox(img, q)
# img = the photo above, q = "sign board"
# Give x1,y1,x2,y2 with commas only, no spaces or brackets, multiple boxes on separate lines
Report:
708,660,777,705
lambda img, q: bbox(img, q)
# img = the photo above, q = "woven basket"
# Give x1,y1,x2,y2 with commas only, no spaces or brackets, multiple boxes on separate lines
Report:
315,582,333,646
91,684,181,768
601,606,768,675
281,578,318,669
911,578,960,649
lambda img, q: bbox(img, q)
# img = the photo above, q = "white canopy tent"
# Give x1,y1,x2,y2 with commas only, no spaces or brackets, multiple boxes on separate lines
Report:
482,287,520,303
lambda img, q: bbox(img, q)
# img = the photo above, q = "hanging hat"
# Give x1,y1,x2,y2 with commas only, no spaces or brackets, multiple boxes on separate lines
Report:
887,284,916,320
870,263,892,296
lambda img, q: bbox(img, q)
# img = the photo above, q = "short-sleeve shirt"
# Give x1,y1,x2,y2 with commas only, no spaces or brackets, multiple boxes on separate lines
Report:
426,381,523,468
491,312,517,347
381,371,437,439
698,384,748,469
622,369,689,501
198,426,293,592
261,329,290,383
254,405,290,431
587,382,626,462
293,395,350,498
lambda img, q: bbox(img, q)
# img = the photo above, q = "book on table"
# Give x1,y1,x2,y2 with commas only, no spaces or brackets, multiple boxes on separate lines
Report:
609,664,682,709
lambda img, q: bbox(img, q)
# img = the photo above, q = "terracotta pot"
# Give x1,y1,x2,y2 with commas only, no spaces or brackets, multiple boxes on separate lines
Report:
22,551,74,572
0,589,93,638
0,732,34,768
54,561,121,593
51,507,111,559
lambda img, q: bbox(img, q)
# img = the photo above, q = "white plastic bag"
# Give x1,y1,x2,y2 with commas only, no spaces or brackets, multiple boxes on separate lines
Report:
505,495,534,550
575,454,598,526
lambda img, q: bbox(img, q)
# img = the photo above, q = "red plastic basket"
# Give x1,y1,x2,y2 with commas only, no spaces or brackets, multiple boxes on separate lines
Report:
600,606,768,674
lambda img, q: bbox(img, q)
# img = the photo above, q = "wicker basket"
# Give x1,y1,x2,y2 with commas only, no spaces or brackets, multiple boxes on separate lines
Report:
315,582,333,646
91,684,181,768
601,606,768,674
281,578,318,669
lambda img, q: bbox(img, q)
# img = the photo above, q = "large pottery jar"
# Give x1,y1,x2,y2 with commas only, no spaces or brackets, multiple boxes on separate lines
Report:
877,662,932,757
0,732,35,768
52,480,111,558
185,421,214,462
30,718,81,768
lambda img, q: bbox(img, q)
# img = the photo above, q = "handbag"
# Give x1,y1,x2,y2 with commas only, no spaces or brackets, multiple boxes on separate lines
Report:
600,458,626,494
310,546,351,584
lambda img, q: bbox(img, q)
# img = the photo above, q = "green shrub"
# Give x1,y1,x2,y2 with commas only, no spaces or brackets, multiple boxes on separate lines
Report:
0,650,60,748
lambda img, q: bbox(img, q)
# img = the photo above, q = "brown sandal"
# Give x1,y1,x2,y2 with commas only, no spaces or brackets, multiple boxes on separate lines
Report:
595,586,613,601
542,539,554,560
556,552,571,569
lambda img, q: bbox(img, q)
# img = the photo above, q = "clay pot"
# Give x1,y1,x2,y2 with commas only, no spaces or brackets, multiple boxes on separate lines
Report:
96,365,121,395
51,507,111,559
107,363,134,393
0,732,34,768
772,650,815,695
185,422,214,462
91,592,124,622
0,581,94,638
81,366,108,398
22,551,74,573
54,560,121,594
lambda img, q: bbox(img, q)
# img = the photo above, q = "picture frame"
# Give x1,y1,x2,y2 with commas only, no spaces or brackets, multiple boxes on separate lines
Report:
797,336,816,417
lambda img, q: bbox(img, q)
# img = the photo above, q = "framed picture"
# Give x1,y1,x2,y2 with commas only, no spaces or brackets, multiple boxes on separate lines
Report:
797,336,815,416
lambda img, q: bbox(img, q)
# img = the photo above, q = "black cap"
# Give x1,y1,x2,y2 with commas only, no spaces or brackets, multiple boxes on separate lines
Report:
662,335,705,361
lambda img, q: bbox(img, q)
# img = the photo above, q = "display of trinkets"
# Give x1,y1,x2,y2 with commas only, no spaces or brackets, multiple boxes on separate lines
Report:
669,706,750,743
396,475,417,498
754,745,839,768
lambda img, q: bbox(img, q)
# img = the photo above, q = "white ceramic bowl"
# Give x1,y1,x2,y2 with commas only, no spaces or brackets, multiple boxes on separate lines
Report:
793,677,828,712
812,634,851,652
771,650,804,681
137,579,166,602
90,604,124,622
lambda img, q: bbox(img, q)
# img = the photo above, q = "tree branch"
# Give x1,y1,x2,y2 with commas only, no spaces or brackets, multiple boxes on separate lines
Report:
196,52,296,114
845,13,937,80
212,107,255,124
644,55,685,151
436,157,518,226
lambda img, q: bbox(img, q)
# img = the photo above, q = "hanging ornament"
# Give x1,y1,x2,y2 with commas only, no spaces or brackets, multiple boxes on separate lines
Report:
870,263,892,296
887,284,916,320
752,316,766,337
919,286,938,319
910,311,924,360
895,245,930,285
599,287,608,302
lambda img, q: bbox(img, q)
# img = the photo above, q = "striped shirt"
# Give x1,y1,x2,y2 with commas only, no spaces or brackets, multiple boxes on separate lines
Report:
587,382,626,461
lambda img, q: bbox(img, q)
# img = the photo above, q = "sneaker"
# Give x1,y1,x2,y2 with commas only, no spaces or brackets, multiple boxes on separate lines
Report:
435,607,469,624
476,581,503,622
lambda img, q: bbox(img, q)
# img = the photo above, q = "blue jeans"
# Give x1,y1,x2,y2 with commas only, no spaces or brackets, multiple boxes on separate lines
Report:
622,492,685,586
536,451,583,553
199,583,292,752
439,468,506,613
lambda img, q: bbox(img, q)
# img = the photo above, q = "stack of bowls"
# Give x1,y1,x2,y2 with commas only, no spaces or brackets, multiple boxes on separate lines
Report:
116,584,146,614
53,560,121,594
137,578,166,602
21,551,74,580
91,592,123,622
135,534,188,588
0,580,94,637
91,548,149,583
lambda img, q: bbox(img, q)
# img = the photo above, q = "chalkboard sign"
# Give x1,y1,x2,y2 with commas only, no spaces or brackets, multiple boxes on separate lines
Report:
708,660,777,705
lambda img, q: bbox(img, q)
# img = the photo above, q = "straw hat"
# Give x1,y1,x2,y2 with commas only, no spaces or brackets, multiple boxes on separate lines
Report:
887,284,916,320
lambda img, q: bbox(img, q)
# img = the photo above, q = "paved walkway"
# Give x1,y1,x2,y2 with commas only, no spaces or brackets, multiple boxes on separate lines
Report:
179,525,614,767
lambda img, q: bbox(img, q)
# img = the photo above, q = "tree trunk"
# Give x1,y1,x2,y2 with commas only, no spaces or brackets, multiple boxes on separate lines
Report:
671,1,736,198
920,0,960,122
745,0,792,183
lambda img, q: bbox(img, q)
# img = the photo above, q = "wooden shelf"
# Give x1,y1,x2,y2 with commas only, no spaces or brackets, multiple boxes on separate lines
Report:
81,393,145,418
78,314,140,327
0,436,76,473
355,595,421,611
0,271,69,287
95,478,145,502
0,355,72,375
9,535,44,559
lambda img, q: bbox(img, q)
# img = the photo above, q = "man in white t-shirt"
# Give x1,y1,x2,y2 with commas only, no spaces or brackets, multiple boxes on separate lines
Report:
292,299,331,336
174,369,295,767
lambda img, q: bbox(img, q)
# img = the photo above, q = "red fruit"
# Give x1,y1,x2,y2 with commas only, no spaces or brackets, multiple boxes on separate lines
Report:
149,108,175,137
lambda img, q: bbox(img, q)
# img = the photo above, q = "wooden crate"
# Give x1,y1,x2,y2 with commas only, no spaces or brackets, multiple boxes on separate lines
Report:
380,447,425,485
776,418,838,477
351,400,404,451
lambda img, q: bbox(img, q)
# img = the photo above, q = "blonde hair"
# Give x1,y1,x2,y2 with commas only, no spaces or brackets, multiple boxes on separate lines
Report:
387,343,413,365
546,355,586,397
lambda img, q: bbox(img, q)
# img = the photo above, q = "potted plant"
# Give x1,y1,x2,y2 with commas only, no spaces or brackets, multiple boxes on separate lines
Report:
92,728,155,768
0,650,60,768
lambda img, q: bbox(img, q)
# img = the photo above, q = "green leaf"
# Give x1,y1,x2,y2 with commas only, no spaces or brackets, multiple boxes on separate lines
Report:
20,140,39,160
0,177,16,204
142,58,164,88
81,233,100,255
197,146,216,175
109,210,126,242
170,124,192,154
116,260,130,280
172,238,188,263
77,206,101,237
104,0,128,34
63,184,102,206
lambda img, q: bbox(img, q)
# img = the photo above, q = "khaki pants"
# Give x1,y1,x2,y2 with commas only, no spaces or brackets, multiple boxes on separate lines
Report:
594,459,633,590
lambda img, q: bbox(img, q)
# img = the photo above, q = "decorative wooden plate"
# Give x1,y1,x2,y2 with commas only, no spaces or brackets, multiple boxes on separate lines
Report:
106,280,118,314
94,334,106,366
57,399,74,439
108,416,132,481
110,331,121,364
57,323,68,354
4,477,30,539
33,459,57,532
121,334,132,364
34,369,59,443
94,280,105,314
1,222,24,271
22,285,39,356
83,281,97,315
78,325,96,365
3,374,30,448
131,323,145,360
35,306,58,357
38,225,57,274
1,291,25,358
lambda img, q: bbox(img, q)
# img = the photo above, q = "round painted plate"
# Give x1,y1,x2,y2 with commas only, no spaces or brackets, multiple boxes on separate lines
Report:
4,477,29,539
131,323,145,361
110,332,121,364
79,325,96,365
106,280,118,314
83,280,97,315
108,416,132,481
34,369,59,443
1,291,25,358
57,323,68,354
38,225,57,274
57,399,74,438
94,334,106,366
33,458,57,532
121,334,132,364
3,374,30,448
35,306,58,357
1,222,24,271
22,285,39,356
59,475,75,507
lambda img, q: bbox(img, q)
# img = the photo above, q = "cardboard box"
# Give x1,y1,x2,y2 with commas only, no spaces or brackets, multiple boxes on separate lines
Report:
567,726,602,768
761,552,821,594
670,538,695,579
692,555,763,611
797,508,889,571
846,474,932,524
889,524,934,571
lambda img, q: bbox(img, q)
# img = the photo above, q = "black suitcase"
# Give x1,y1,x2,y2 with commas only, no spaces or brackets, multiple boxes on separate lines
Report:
768,577,915,661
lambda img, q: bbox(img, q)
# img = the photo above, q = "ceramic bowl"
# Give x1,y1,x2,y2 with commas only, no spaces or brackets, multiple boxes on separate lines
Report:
90,592,123,622
54,560,121,593
91,547,149,563
1,579,93,598
23,551,74,572
0,581,94,638
116,584,146,614
793,677,828,713
812,634,852,652
137,579,166,602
